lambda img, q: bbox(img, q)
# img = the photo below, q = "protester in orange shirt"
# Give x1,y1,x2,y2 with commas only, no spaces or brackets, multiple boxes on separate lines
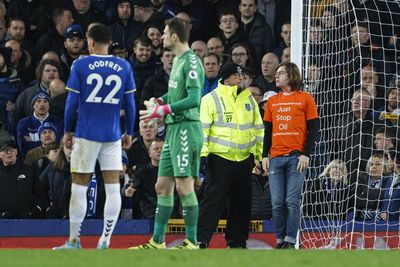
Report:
262,62,319,249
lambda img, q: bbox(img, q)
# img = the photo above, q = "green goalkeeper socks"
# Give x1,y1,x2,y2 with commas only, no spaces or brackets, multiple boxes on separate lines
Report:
181,192,199,244
152,194,174,244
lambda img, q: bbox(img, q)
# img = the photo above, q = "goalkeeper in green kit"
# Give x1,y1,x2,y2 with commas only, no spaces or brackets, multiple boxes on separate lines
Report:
129,17,204,250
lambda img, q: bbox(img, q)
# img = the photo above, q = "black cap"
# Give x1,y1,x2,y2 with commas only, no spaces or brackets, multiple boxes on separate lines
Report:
131,0,151,7
109,42,126,54
219,63,243,83
0,140,17,151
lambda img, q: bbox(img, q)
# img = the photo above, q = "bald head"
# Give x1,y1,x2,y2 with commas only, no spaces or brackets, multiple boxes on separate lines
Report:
207,37,224,57
49,79,66,97
5,40,21,65
42,51,61,63
191,40,207,59
261,53,280,80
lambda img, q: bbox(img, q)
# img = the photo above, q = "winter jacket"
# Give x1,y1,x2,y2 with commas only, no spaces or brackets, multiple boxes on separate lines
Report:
140,67,169,110
16,114,63,158
0,161,45,218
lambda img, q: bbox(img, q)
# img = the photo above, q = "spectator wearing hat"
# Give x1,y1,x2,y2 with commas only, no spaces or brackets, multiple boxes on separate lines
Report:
0,46,23,128
35,8,75,60
60,24,85,74
24,122,58,167
0,140,46,219
109,0,138,54
16,92,63,158
109,42,128,59
197,62,264,248
11,59,63,132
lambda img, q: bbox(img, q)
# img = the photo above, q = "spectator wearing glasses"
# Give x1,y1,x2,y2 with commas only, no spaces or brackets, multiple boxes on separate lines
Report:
262,62,319,248
217,10,246,55
229,42,257,75
206,36,228,65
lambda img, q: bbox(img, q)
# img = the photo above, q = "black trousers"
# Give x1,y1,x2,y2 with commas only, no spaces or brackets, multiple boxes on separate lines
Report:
197,154,253,248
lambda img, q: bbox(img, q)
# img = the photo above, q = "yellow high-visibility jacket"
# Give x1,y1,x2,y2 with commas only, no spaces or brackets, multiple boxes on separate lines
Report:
200,82,264,161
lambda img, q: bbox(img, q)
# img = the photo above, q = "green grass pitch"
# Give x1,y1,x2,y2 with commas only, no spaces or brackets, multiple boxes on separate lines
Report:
1,250,399,267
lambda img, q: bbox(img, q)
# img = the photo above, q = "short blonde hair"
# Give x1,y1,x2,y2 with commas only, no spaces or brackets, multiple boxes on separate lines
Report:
366,152,389,176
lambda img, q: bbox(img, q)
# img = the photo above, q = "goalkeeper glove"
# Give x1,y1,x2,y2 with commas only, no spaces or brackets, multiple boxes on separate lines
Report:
139,104,172,122
144,97,164,110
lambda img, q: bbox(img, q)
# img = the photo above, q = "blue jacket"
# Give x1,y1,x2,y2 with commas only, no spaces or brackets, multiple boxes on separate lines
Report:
380,174,400,221
16,114,63,158
202,77,219,96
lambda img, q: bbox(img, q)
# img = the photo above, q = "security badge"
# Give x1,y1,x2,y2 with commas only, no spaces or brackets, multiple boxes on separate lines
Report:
245,104,251,111
224,112,233,123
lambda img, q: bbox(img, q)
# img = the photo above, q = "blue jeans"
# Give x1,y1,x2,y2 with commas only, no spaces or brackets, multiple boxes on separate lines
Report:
269,154,306,244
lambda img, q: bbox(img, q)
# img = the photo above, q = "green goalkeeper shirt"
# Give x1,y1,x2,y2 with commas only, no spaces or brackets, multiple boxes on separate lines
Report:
162,49,204,124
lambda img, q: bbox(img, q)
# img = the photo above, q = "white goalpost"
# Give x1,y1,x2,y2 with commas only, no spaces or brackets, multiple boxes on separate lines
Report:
297,0,400,249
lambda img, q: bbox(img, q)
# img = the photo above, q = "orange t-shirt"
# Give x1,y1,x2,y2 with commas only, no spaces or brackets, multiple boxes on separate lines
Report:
263,91,318,157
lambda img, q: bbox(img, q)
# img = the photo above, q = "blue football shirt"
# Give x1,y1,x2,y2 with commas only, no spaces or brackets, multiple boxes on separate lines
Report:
66,55,136,142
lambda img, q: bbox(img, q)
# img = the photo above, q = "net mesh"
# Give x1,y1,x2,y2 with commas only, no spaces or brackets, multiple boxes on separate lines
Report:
300,0,400,249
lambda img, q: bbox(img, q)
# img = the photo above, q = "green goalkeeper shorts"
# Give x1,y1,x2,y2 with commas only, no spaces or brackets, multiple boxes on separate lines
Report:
158,121,203,178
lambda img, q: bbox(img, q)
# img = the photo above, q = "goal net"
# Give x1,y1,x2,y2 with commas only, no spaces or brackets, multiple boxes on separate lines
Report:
298,0,400,249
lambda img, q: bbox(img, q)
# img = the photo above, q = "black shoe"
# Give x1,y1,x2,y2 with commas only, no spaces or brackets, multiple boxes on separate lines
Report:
282,242,295,249
275,242,285,249
198,242,208,249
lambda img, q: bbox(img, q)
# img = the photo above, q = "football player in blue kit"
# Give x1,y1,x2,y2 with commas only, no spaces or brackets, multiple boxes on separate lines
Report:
53,23,136,250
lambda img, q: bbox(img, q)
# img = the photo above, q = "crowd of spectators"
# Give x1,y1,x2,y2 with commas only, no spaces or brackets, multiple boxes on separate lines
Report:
0,0,399,231
302,0,400,223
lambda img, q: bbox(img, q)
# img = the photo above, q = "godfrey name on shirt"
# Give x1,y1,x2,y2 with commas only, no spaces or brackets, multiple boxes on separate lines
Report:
88,60,123,72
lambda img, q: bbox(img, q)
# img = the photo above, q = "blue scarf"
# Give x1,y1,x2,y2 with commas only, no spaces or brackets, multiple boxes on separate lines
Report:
86,173,97,218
